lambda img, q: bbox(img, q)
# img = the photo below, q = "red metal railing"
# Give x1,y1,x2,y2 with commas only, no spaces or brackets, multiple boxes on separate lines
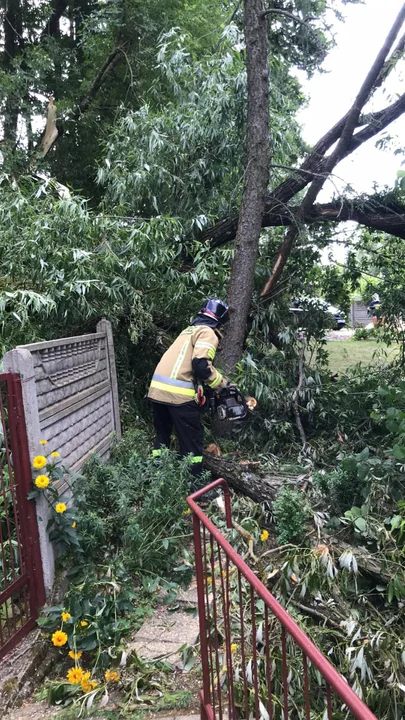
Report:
187,478,378,720
0,372,45,659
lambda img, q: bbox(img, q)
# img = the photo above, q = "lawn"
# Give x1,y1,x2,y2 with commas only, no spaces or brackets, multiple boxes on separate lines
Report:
326,340,400,374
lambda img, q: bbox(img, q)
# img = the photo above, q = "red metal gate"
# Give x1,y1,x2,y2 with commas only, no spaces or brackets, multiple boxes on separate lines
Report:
0,372,45,659
188,479,378,720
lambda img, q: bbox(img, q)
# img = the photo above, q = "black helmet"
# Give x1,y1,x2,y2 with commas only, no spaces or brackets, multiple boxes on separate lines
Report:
197,298,230,325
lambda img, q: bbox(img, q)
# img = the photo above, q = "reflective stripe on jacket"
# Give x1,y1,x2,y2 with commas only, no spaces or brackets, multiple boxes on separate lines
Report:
148,324,227,405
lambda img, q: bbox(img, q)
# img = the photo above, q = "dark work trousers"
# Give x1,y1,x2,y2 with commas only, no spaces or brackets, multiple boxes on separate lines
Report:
151,400,204,479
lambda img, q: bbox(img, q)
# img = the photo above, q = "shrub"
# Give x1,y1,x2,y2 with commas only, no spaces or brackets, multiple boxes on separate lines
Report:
314,448,374,515
353,327,375,341
272,487,310,546
75,432,194,577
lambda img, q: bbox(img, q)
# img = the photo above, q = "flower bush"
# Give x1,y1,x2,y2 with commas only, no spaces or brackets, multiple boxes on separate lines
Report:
30,443,80,553
33,431,195,710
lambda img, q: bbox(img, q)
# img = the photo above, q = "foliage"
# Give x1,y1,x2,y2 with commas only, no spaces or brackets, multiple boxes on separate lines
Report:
353,326,387,341
314,448,372,515
1,2,404,713
204,476,405,720
36,429,195,709
99,27,305,226
353,326,376,341
0,0,233,195
29,445,80,553
75,431,193,578
272,486,310,546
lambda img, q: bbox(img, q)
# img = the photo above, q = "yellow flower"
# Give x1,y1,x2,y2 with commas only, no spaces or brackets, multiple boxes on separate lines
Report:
67,667,84,684
61,611,71,622
72,522,77,528
35,474,50,489
260,530,269,542
183,508,191,515
55,503,67,514
51,451,60,458
68,650,82,660
33,455,47,469
81,674,97,692
80,620,88,627
206,577,212,584
39,439,48,446
230,643,238,653
105,669,120,683
52,630,68,647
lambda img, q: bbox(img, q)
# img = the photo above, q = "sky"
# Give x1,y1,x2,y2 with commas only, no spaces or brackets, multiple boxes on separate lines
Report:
297,0,405,204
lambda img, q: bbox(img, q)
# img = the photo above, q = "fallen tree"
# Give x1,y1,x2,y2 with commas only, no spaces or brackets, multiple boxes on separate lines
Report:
203,196,405,248
202,449,307,504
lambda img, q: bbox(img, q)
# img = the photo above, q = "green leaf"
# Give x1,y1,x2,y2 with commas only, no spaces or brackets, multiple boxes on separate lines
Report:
354,517,367,532
356,447,369,462
392,444,405,460
76,634,99,651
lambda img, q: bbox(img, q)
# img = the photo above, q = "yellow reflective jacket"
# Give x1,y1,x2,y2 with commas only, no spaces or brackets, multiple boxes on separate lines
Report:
148,324,227,405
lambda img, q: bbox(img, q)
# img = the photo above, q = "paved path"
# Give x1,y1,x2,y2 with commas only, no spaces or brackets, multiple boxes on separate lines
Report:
6,705,200,720
326,329,355,341
129,583,200,665
4,582,201,720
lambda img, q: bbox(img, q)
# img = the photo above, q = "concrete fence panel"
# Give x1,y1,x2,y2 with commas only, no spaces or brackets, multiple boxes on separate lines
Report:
3,319,121,595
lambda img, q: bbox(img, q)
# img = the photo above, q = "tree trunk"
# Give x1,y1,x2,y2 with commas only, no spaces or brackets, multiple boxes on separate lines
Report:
203,451,305,504
42,0,70,38
221,0,270,372
3,0,23,146
331,539,391,585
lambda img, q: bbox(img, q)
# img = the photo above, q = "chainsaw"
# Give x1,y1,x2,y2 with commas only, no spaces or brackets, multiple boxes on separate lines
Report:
209,384,249,422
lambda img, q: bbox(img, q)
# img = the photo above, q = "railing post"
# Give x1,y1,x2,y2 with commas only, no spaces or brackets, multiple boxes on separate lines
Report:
193,513,211,719
11,374,46,607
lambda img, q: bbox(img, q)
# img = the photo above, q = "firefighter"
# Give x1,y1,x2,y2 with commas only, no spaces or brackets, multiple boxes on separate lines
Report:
148,298,230,488
367,293,381,326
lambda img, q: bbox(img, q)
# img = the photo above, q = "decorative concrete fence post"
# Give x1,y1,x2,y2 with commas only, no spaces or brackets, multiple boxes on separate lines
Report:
3,319,121,597
97,318,121,442
3,348,55,595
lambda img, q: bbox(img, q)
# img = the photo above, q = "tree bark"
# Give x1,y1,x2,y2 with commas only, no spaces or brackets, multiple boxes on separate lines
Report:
200,94,405,252
221,0,270,372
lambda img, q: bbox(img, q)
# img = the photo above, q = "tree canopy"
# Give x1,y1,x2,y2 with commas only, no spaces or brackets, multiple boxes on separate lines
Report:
1,0,405,371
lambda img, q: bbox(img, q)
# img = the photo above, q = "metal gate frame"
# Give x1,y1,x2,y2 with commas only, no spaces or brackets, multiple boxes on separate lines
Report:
187,478,377,720
0,372,45,659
